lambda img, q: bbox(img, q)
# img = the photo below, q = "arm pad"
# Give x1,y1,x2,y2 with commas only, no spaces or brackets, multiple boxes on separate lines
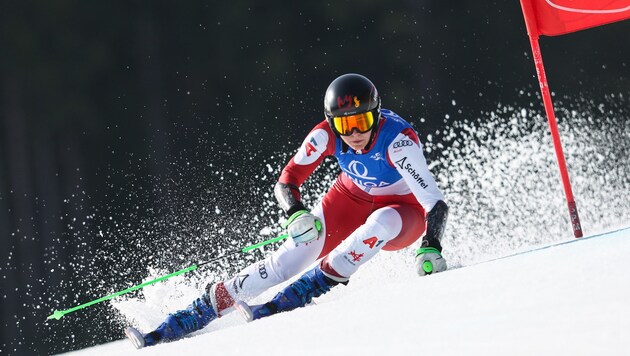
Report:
423,200,449,252
274,181,306,217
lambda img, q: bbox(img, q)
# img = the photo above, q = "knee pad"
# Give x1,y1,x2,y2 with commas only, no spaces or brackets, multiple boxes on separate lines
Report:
366,207,403,240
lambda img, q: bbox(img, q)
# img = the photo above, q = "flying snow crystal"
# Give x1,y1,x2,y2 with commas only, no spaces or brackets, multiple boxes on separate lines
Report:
433,94,629,267
40,91,629,354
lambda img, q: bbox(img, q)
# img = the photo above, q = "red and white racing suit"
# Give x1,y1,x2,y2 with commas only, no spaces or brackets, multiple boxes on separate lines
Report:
210,109,445,314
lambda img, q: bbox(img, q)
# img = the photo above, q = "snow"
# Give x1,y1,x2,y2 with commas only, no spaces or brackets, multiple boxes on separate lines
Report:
61,226,630,356
47,97,629,355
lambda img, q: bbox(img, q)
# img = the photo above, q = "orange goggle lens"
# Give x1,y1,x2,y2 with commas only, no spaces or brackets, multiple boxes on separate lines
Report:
332,112,375,136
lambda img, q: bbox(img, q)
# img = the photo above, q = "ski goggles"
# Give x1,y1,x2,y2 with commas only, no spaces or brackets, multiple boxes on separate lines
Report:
332,111,376,136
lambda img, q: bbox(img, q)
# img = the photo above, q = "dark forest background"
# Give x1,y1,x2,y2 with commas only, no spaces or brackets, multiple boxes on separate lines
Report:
1,1,628,354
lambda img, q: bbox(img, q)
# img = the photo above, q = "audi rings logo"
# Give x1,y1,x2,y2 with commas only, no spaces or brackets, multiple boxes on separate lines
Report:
393,140,413,149
257,261,268,279
346,160,377,180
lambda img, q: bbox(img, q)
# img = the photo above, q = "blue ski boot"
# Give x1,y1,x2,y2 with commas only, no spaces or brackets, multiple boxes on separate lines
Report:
236,266,339,322
126,292,218,348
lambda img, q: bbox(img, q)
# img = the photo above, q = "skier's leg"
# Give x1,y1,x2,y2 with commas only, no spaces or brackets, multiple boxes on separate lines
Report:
131,203,329,347
236,263,340,321
210,222,327,314
211,189,370,318
127,184,372,347
238,204,426,321
138,289,219,347
320,204,424,280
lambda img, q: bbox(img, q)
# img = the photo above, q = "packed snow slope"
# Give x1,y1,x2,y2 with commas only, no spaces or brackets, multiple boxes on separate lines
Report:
63,226,630,356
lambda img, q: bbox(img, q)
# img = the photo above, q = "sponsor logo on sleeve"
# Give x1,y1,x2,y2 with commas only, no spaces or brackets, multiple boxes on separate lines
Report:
294,129,328,165
394,157,406,169
305,139,318,157
393,139,413,149
395,157,428,189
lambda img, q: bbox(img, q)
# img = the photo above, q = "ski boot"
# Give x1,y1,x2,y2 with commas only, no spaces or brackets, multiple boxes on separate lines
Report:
125,292,218,349
416,246,447,276
236,265,338,322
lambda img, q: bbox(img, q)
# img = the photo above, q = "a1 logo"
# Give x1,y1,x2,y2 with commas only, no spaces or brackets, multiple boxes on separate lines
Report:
362,236,383,249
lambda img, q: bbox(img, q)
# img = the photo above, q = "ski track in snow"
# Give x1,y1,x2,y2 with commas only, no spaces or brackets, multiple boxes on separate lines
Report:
62,226,630,356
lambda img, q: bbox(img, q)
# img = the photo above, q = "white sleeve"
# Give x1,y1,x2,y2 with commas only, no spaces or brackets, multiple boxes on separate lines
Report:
387,133,444,212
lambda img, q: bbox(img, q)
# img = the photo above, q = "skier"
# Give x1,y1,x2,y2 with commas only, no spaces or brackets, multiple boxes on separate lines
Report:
125,73,448,349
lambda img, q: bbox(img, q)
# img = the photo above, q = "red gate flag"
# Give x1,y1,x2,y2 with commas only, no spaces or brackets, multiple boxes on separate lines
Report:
522,0,630,36
518,0,630,238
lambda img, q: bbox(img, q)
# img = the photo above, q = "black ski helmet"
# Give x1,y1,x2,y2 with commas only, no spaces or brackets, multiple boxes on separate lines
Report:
324,73,381,136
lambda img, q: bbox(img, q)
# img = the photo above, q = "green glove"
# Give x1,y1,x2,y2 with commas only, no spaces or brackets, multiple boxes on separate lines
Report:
282,210,322,245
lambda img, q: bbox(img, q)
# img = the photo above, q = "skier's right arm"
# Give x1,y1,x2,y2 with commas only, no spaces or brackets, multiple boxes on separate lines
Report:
274,120,335,214
274,121,336,244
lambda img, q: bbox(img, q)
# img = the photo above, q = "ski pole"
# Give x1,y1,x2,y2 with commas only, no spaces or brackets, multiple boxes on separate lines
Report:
46,233,289,321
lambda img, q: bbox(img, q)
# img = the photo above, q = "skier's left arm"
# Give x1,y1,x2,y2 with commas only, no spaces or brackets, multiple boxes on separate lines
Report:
387,130,448,246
